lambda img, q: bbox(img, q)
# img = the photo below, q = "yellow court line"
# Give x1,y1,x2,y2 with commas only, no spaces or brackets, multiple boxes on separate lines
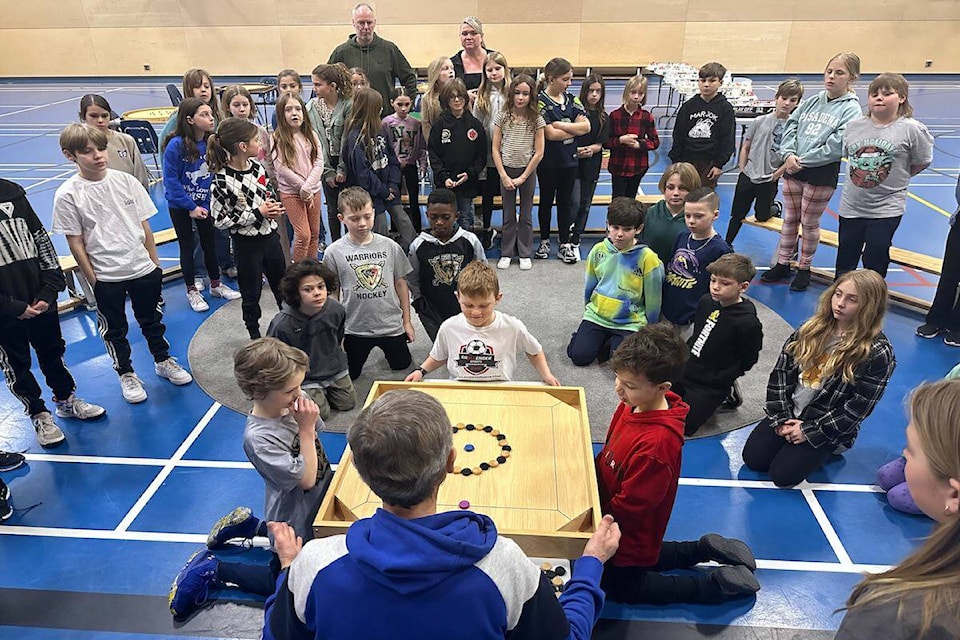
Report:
908,191,952,218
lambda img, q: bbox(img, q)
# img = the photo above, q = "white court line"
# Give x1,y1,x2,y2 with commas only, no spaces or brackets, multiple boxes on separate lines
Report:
678,477,884,493
23,170,76,191
0,524,893,575
114,401,221,532
802,488,854,566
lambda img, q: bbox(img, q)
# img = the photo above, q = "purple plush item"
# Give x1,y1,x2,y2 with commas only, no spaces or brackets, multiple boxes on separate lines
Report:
886,481,925,516
876,456,907,491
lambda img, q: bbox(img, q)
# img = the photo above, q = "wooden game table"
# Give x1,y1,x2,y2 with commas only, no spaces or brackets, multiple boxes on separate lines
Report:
315,381,602,558
121,106,176,124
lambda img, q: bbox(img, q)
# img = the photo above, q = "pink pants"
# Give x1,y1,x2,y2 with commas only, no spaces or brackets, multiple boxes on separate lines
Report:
776,178,835,269
281,193,320,262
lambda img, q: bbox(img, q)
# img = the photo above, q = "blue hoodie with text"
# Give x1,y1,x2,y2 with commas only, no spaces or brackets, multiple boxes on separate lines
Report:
263,508,605,640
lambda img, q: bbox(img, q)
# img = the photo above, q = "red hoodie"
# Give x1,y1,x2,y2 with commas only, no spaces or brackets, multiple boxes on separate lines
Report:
595,392,688,567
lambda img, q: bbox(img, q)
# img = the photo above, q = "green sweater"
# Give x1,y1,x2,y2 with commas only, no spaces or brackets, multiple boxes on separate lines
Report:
639,199,686,266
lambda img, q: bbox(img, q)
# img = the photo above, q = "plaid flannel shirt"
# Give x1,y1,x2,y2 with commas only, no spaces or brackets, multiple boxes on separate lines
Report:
604,106,659,177
765,330,896,450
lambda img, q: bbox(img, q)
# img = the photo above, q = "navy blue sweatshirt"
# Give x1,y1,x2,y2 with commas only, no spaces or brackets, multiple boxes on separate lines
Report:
342,128,402,214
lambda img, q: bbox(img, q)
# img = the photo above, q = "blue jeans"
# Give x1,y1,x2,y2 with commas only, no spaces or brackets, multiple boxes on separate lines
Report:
456,196,475,230
566,319,634,366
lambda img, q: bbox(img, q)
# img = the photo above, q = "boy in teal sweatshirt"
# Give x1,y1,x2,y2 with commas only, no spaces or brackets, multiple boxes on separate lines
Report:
567,198,663,366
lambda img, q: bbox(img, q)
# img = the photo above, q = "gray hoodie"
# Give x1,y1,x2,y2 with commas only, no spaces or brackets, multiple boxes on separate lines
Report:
780,90,862,168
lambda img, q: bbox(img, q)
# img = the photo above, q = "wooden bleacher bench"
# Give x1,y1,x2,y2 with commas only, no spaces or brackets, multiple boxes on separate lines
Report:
743,215,941,311
58,227,181,313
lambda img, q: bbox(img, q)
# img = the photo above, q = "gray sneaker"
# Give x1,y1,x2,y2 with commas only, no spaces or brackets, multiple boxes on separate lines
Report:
534,240,550,259
120,373,148,404
155,358,193,386
31,412,66,448
55,394,106,420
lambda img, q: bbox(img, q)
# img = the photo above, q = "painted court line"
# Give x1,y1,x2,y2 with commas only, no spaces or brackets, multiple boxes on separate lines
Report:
801,488,854,566
679,477,884,493
114,401,221,532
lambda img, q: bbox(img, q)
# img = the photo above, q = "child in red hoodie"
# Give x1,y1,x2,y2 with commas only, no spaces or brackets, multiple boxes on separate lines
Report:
596,324,760,604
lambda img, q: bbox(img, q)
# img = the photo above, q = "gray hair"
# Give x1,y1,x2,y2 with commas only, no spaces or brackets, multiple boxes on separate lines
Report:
348,390,453,508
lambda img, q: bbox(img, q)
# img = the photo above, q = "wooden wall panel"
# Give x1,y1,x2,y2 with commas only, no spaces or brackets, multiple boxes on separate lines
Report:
377,0,477,25
578,23,685,66
580,0,688,23
784,21,960,73
686,0,797,21
279,26,350,72
376,25,463,68
682,22,791,73
80,0,182,28
182,26,285,75
0,29,96,75
178,0,279,27
478,0,582,24
275,0,358,25
791,0,908,21
4,0,88,28
92,29,190,76
480,24,582,68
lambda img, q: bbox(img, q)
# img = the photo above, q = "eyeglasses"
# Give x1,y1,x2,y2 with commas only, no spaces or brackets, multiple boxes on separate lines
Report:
449,94,466,101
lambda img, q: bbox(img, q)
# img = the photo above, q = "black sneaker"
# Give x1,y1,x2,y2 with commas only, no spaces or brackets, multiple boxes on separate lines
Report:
772,201,783,218
0,451,25,472
790,269,812,292
711,565,760,598
761,263,792,282
0,480,11,521
699,533,756,570
916,323,942,339
534,240,550,259
721,381,743,409
944,330,960,347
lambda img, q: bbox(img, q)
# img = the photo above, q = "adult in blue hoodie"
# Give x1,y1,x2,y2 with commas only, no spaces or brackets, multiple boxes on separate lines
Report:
263,389,621,640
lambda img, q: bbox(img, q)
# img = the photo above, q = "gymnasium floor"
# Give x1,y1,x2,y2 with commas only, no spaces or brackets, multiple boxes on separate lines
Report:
0,75,958,639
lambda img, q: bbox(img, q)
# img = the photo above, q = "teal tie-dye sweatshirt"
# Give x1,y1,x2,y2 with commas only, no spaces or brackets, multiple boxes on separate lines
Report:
583,238,663,330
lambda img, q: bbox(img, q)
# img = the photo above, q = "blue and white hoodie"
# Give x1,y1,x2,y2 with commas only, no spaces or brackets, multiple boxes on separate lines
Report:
263,508,605,640
779,90,862,168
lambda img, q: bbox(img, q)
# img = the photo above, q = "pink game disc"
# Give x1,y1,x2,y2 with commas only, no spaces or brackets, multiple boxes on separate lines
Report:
458,500,470,509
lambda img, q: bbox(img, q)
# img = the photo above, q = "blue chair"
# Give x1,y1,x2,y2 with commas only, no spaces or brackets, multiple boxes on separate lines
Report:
166,84,183,107
120,119,161,178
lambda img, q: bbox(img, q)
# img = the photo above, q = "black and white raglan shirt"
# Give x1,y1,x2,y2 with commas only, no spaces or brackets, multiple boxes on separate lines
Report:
210,160,277,237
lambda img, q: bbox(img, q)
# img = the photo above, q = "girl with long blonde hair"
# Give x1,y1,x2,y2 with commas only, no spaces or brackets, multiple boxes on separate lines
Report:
836,379,960,638
742,269,897,487
420,56,456,141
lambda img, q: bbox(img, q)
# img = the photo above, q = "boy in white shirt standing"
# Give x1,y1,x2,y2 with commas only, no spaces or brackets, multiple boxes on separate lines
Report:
52,124,192,403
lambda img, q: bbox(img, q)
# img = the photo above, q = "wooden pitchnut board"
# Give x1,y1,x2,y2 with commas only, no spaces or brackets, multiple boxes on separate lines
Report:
314,381,602,558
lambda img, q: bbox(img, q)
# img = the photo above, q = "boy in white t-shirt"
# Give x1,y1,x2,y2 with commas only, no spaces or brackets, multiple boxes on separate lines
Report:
405,261,560,384
52,124,192,404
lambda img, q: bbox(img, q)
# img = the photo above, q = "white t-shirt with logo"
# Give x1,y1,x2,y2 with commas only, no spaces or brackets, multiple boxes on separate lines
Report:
430,311,542,382
52,169,158,282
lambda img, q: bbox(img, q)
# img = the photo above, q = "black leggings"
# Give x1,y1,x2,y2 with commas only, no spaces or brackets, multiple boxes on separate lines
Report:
742,417,834,487
601,541,721,604
401,163,422,234
536,165,576,243
480,166,500,230
169,208,219,288
726,173,778,245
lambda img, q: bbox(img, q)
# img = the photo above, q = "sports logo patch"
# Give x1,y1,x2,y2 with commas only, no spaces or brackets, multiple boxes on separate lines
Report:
456,339,498,376
353,261,385,291
428,252,464,287
467,128,478,141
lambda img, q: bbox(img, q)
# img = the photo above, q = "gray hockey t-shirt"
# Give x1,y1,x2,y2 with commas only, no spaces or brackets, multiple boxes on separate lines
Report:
742,113,787,183
243,412,330,544
839,116,934,219
323,233,412,337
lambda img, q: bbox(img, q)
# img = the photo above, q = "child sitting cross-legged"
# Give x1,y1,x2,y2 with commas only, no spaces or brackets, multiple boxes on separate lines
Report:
267,259,356,421
673,253,763,436
405,261,559,385
597,324,760,605
567,197,663,367
168,338,333,619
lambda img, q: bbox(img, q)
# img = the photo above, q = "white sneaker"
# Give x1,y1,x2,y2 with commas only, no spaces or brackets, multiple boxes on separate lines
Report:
572,245,582,263
209,282,241,300
155,357,193,386
55,394,106,420
194,279,205,292
31,411,66,448
519,258,532,271
119,373,148,403
558,243,578,264
187,289,209,312
497,257,511,270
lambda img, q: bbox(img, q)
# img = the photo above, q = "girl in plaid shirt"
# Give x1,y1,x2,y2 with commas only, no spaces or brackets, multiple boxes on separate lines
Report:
742,269,896,487
604,75,659,200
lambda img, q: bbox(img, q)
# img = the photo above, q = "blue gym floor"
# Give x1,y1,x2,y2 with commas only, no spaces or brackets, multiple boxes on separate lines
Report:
0,75,958,639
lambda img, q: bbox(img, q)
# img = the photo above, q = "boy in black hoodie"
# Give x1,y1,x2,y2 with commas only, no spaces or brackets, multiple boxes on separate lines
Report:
0,178,105,448
267,259,355,420
674,253,763,436
667,62,736,189
428,79,487,231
